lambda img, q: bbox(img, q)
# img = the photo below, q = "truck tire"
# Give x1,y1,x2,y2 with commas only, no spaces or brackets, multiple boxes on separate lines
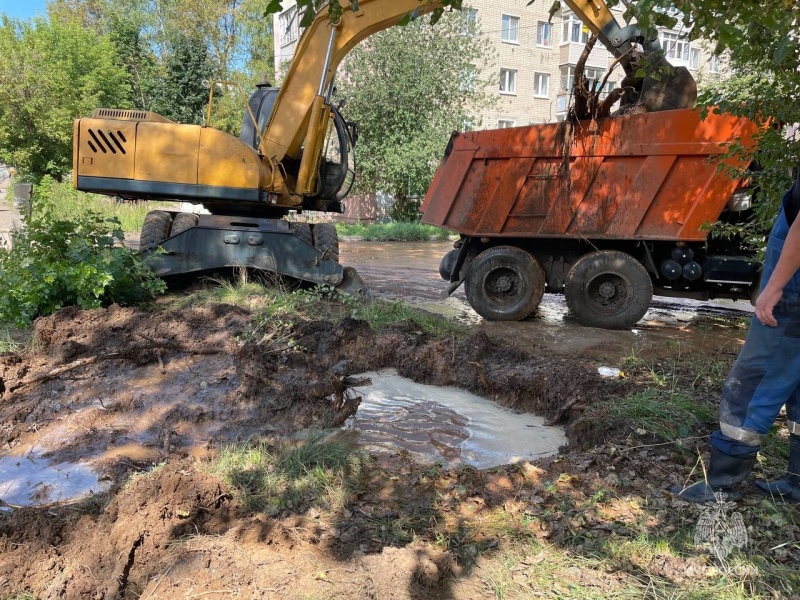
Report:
289,222,313,246
312,222,339,262
565,250,652,329
170,212,199,236
465,246,545,321
140,211,173,250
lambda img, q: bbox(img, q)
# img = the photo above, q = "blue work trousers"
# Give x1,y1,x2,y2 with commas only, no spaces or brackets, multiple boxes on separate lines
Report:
712,204,800,458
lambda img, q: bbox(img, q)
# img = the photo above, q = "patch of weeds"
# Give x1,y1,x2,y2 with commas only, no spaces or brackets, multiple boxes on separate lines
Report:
121,462,167,491
0,323,29,353
33,176,177,234
171,270,465,339
1,593,40,600
335,221,453,242
577,387,717,444
346,298,466,337
209,433,370,516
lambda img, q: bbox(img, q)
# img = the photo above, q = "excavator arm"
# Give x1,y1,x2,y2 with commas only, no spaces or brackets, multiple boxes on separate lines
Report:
561,0,697,112
73,0,445,213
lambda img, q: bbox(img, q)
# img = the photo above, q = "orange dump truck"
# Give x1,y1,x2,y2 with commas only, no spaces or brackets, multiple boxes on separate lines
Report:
421,108,761,329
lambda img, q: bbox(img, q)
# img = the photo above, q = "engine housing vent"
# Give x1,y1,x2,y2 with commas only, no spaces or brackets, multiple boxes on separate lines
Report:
91,108,174,123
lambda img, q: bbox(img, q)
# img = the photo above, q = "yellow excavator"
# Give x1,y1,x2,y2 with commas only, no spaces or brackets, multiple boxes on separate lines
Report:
72,0,696,292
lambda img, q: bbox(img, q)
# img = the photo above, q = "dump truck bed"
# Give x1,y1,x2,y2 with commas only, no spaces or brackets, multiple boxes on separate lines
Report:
421,109,759,242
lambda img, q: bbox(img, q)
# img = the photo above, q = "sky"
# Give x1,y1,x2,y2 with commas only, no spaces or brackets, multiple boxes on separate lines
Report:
0,0,47,20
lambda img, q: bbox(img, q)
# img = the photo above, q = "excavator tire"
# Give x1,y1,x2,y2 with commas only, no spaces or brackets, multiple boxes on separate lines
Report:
565,250,652,329
465,246,545,321
170,212,199,236
289,222,313,247
312,223,339,262
140,211,173,251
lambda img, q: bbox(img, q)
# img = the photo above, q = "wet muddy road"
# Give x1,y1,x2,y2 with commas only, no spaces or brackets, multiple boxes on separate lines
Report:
342,240,751,362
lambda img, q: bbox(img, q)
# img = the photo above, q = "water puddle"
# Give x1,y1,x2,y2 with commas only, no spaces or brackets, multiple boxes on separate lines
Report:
345,369,566,469
0,454,110,507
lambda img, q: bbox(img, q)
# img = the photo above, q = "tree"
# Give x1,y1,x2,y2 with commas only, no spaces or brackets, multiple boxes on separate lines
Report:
337,11,493,220
0,16,131,179
149,34,214,124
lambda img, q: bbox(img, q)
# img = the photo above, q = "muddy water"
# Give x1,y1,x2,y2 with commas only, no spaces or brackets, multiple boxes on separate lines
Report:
0,454,110,507
345,369,567,468
342,240,751,361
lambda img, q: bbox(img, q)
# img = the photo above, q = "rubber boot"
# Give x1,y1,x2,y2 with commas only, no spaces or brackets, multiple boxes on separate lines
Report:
754,434,800,503
671,447,756,503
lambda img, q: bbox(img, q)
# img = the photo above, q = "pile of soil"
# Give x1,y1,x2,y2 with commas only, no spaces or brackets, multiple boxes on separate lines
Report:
6,303,769,599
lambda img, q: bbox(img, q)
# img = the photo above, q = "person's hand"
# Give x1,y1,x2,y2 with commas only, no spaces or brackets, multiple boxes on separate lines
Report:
755,286,783,326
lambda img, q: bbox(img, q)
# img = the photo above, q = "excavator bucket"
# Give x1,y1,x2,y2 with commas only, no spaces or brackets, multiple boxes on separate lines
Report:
632,59,698,113
335,266,373,300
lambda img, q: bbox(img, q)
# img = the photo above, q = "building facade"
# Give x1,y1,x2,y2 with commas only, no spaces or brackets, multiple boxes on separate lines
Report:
273,2,725,129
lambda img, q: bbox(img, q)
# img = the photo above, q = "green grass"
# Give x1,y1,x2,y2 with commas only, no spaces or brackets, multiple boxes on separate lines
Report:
335,221,453,241
209,433,369,515
171,271,466,339
0,323,31,353
32,177,177,234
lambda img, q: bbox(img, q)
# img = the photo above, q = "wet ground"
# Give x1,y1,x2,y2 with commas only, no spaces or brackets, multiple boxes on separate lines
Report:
342,240,751,361
346,369,567,469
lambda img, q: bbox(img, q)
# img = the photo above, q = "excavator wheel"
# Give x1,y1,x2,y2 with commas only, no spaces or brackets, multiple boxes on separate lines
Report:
170,212,199,236
140,210,173,251
465,246,545,321
312,222,339,262
565,251,652,329
289,222,313,247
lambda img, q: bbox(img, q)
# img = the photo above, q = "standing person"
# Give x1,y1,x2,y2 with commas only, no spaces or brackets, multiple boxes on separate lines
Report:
674,171,800,503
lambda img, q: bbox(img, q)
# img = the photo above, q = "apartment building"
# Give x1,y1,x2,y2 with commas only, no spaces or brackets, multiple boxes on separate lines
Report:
273,2,725,129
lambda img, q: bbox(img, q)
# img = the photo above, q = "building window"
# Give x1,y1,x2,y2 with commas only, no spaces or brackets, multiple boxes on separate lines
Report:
534,72,549,98
498,119,516,129
537,21,551,47
501,14,519,43
689,48,700,69
709,54,719,73
461,8,478,36
500,68,517,94
560,65,605,92
557,94,569,114
561,12,588,45
661,31,690,61
279,6,299,45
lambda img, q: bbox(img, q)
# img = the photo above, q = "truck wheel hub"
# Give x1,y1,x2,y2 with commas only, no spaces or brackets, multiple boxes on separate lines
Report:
598,282,616,299
494,275,513,293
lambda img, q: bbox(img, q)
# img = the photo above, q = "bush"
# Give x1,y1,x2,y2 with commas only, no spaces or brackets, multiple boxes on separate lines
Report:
0,197,166,326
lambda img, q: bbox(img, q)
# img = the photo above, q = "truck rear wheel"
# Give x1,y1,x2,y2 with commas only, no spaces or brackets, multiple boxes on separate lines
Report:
565,250,652,329
312,222,339,262
140,211,173,250
170,212,199,236
465,246,545,321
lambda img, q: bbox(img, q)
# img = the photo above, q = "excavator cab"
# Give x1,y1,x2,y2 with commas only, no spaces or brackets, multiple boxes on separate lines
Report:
240,82,356,212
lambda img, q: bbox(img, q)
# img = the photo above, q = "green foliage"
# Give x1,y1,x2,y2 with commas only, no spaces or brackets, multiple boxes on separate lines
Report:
335,221,452,241
149,34,213,125
337,10,494,211
0,188,166,326
29,177,176,233
0,15,131,179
